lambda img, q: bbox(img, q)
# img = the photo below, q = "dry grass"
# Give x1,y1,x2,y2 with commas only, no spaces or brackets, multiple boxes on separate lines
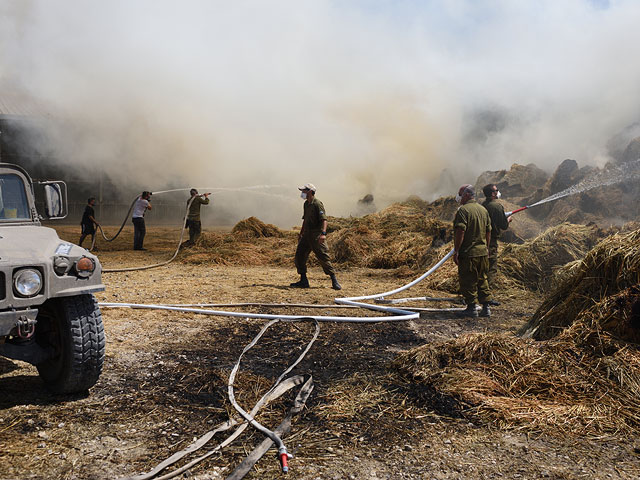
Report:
329,199,451,269
395,226,640,436
231,216,283,238
522,228,640,340
180,225,296,266
499,223,607,291
394,329,640,436
314,373,397,421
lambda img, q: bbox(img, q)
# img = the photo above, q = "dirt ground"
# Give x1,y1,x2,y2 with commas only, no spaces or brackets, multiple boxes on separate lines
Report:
1,226,639,480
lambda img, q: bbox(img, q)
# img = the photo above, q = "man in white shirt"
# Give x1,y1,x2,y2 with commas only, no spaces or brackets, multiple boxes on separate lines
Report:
132,191,152,250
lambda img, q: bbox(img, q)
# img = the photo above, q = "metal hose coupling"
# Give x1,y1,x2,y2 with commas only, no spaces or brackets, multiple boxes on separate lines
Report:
278,446,293,473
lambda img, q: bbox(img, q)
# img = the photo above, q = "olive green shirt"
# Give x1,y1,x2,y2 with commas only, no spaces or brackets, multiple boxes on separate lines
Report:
482,198,509,248
302,197,327,233
453,200,491,258
187,196,210,221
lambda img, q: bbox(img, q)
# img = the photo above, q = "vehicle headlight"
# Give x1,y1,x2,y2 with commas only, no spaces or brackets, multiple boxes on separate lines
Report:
14,268,43,297
53,256,72,275
75,256,96,278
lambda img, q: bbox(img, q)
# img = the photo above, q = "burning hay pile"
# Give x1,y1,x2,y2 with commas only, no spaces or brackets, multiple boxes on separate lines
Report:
394,330,640,435
395,227,640,436
174,196,453,269
521,227,640,342
499,223,607,291
330,197,451,269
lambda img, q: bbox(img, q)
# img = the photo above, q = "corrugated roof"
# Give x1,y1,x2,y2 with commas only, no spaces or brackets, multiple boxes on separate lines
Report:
0,92,52,118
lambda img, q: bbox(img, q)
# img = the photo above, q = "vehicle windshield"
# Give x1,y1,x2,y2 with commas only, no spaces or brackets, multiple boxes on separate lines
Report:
0,174,31,221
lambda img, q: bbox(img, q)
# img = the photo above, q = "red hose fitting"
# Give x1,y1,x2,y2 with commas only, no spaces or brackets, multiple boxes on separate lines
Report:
278,446,292,473
509,206,528,215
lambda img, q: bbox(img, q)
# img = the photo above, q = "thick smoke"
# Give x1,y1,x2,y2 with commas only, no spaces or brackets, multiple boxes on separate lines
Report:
1,0,640,226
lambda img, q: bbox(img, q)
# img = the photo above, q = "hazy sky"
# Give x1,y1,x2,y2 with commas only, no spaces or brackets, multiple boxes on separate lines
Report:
1,0,639,225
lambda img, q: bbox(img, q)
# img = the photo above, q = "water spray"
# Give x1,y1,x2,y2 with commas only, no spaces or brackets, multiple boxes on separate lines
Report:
94,184,287,271
506,158,640,216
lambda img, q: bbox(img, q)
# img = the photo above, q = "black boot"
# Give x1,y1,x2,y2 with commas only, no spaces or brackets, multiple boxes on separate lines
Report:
456,303,478,318
479,303,491,318
330,274,341,291
290,274,309,288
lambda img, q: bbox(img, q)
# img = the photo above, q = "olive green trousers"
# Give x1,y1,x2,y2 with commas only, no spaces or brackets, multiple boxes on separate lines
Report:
294,232,335,276
458,255,492,306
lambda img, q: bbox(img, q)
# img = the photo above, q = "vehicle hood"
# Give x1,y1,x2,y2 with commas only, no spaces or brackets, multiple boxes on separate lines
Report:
0,226,89,261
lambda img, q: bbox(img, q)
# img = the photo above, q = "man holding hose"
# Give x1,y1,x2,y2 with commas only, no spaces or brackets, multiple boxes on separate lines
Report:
482,183,512,305
182,188,211,247
132,191,152,250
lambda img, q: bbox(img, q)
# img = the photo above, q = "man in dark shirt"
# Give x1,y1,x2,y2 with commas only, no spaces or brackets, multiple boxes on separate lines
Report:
183,188,211,247
79,197,99,248
482,183,512,305
453,184,492,318
290,183,341,290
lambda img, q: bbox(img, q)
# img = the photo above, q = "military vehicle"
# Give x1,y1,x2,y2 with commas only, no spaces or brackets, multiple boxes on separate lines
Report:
0,163,105,393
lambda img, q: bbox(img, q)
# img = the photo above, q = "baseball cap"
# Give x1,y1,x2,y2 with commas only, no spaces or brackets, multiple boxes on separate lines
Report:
298,183,316,192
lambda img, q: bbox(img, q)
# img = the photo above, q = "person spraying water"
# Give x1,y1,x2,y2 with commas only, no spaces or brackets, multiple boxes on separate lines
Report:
182,188,211,248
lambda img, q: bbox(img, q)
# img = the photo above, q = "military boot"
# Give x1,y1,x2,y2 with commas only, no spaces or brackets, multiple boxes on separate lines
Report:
479,303,491,318
290,274,309,288
456,303,478,318
330,274,342,291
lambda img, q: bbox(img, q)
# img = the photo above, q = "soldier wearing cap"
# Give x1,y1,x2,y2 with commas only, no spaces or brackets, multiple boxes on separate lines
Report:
290,183,342,290
453,184,492,318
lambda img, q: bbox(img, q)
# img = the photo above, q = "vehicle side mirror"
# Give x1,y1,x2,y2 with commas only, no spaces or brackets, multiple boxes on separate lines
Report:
42,182,68,219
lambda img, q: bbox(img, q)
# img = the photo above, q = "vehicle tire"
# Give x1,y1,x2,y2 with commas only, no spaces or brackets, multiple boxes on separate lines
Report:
35,294,105,394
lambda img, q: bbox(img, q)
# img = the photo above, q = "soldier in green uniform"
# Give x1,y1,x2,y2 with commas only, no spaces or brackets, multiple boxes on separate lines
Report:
482,184,512,305
182,188,211,247
290,183,342,290
453,184,492,318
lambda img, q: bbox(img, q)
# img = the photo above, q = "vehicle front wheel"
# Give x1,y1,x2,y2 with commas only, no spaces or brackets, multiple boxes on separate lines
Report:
35,294,105,394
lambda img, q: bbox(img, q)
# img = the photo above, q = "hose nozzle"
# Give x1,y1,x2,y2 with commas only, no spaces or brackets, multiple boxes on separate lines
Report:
506,205,528,217
278,446,293,473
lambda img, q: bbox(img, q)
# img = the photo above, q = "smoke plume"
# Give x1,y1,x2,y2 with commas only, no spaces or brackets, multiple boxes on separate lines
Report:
1,0,640,226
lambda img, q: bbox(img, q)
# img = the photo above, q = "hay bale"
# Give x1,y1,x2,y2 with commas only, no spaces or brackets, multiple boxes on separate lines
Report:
326,215,354,233
367,231,427,269
331,226,380,265
424,196,459,222
189,231,225,249
521,228,640,341
475,163,549,200
394,331,640,435
500,223,605,291
329,199,451,268
419,245,460,293
231,216,283,238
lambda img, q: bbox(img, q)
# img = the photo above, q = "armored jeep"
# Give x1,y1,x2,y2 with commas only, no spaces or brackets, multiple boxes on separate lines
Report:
0,163,105,393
